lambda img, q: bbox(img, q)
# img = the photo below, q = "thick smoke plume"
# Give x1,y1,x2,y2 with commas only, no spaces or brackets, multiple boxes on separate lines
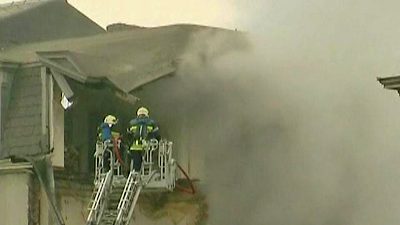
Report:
84,1,400,224
131,3,400,221
134,28,400,225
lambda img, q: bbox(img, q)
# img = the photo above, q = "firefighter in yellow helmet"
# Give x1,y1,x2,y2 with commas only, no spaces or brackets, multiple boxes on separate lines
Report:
99,115,118,141
126,107,160,172
96,115,118,171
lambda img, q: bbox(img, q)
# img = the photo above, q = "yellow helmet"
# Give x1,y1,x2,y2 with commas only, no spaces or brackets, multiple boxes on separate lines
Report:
137,107,149,117
104,115,118,125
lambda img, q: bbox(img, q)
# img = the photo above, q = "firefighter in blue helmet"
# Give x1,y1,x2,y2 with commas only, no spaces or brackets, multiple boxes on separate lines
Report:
127,107,160,173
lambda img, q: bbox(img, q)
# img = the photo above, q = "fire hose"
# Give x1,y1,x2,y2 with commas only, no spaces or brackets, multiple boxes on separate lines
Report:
113,137,127,168
175,162,196,194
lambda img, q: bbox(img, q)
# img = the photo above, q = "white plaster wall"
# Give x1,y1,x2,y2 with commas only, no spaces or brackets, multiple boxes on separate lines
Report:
52,90,65,168
60,196,87,225
40,188,50,225
0,172,30,225
132,204,200,225
58,193,200,225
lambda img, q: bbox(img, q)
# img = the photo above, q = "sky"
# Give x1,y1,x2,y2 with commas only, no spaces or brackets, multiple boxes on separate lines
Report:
0,0,239,29
66,0,238,29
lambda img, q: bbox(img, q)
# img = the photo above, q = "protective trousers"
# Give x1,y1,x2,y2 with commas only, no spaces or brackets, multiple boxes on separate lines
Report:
129,150,143,172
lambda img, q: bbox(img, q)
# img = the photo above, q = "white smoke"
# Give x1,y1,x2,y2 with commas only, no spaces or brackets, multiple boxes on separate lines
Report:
131,1,400,224
170,27,400,224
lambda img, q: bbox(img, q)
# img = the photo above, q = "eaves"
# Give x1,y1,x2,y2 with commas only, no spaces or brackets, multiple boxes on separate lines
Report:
377,75,400,90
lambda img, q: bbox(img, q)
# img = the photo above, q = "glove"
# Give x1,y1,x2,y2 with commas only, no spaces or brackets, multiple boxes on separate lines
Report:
142,139,149,148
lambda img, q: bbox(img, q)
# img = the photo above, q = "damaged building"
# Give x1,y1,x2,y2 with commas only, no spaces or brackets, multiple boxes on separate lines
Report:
0,0,248,225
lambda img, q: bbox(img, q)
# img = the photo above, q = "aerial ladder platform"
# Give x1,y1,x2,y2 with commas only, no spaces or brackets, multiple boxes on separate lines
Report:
86,139,176,225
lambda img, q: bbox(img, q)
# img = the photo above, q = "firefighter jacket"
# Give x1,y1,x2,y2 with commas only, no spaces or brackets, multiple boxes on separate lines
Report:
127,116,160,151
98,122,112,142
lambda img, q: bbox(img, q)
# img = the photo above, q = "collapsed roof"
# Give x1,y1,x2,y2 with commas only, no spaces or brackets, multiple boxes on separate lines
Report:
0,24,248,93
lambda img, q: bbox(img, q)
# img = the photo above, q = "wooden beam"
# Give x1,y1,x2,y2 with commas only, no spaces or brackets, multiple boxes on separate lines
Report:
50,69,74,99
41,67,50,153
0,70,3,154
38,56,87,83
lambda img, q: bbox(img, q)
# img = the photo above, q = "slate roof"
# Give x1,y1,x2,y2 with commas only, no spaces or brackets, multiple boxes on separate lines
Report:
0,0,43,19
0,0,105,48
0,0,105,159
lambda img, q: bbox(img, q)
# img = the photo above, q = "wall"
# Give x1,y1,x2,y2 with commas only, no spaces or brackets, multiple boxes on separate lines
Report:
51,80,64,168
0,67,16,158
2,67,44,158
0,171,31,225
55,179,203,225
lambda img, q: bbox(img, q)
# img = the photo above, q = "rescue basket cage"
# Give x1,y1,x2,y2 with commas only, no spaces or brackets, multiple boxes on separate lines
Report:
86,138,176,225
94,138,176,190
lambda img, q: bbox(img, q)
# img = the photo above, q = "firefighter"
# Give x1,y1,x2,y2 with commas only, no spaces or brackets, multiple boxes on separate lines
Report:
127,107,160,173
99,115,118,141
97,114,118,171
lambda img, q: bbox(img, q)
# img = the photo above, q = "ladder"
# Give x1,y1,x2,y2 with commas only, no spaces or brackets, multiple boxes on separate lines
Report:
87,145,120,225
86,169,113,225
86,139,176,225
114,171,142,225
97,178,126,225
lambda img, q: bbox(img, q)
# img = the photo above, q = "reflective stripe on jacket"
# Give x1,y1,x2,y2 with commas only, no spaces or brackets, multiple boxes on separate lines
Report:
128,117,159,151
130,140,145,151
